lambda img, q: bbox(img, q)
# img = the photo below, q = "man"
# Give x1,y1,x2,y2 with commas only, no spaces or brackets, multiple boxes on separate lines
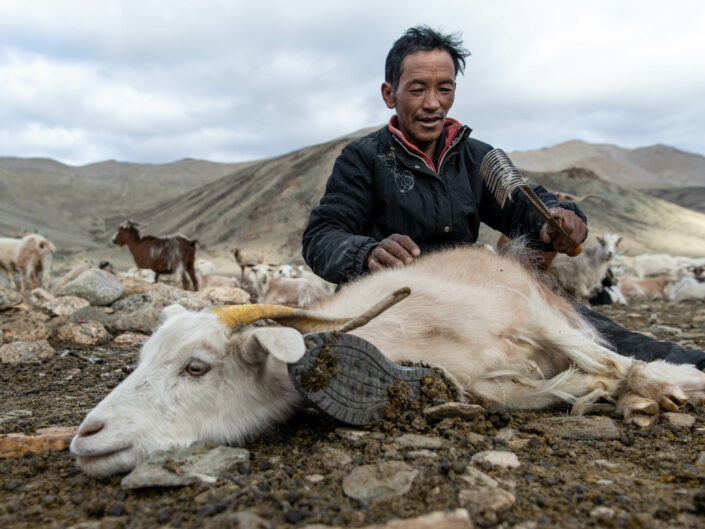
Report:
302,26,705,370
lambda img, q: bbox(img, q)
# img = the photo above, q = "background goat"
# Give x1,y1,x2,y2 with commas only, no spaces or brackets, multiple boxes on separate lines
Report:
71,245,705,477
549,233,622,303
0,236,22,289
112,220,199,291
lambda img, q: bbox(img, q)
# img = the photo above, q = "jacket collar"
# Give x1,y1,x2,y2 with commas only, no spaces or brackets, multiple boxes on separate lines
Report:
388,116,465,172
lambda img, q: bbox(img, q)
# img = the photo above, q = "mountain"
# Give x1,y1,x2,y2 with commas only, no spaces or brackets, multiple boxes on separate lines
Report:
2,133,705,270
508,140,705,189
0,157,244,252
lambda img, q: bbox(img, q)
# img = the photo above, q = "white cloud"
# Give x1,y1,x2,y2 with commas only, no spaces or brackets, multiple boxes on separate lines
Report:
1,0,704,164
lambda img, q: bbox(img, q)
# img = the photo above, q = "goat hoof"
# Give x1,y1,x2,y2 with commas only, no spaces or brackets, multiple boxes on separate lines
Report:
629,413,659,428
659,396,679,412
629,397,659,415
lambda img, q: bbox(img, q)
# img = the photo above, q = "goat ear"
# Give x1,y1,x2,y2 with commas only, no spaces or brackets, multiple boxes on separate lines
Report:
246,327,305,364
159,303,187,323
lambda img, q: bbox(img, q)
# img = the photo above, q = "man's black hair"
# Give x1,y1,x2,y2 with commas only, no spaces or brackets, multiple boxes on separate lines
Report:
385,26,470,90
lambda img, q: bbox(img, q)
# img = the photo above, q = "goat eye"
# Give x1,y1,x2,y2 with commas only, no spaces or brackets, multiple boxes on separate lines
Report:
183,358,211,377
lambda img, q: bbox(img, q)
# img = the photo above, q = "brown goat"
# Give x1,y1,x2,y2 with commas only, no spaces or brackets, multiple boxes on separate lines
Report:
112,221,199,291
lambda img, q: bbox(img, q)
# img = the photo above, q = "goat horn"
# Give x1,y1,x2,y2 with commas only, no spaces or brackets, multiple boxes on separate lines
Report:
211,287,411,333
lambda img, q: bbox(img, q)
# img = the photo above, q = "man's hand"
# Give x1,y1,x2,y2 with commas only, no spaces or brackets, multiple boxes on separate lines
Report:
540,207,587,254
365,234,421,272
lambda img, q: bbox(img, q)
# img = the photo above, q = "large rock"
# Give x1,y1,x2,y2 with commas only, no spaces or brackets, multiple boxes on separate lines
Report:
57,322,111,346
1,314,51,342
111,293,153,313
0,287,22,310
0,340,56,363
121,442,250,489
58,269,125,306
31,288,90,316
113,307,161,333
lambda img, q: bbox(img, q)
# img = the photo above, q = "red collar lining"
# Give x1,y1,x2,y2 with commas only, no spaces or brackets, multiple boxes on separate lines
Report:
388,116,462,172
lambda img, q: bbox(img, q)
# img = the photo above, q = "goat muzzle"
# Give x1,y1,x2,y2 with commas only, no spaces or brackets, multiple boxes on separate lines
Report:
211,287,411,333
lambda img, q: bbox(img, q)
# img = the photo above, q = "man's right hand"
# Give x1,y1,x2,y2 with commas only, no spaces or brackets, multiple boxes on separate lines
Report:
365,234,421,272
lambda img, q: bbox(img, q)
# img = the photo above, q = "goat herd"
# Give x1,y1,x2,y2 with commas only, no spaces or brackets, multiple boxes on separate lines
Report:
2,221,705,312
0,220,333,308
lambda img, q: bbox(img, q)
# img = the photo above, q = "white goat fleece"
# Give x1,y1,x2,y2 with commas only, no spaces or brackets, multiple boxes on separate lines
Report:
71,246,705,477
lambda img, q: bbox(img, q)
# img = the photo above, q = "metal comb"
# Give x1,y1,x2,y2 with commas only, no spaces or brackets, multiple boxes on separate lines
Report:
480,148,581,256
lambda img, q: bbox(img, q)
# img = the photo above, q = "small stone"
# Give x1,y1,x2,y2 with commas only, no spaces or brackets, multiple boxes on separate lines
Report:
460,465,500,489
0,409,33,424
459,486,515,523
31,289,90,316
112,332,148,348
590,506,615,520
342,461,418,501
57,321,111,346
471,450,520,469
423,402,485,421
495,428,515,441
406,449,438,459
523,416,621,440
304,508,473,529
466,432,486,445
335,428,371,442
0,426,78,458
506,438,530,450
320,446,352,468
592,459,619,469
0,286,23,310
1,317,51,342
0,340,55,364
662,412,696,429
395,433,446,449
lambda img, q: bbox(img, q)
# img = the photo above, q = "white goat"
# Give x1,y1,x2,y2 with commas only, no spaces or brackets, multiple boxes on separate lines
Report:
0,237,22,289
273,264,303,279
618,271,680,301
260,277,331,308
612,253,680,279
665,277,705,301
71,245,705,477
193,259,240,289
15,234,56,292
549,233,622,303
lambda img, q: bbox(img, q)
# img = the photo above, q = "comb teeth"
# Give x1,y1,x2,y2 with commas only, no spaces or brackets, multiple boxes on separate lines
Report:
480,148,528,208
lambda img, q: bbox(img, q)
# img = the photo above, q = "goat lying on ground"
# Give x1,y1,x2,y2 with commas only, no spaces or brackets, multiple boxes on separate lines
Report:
112,220,199,291
71,244,705,477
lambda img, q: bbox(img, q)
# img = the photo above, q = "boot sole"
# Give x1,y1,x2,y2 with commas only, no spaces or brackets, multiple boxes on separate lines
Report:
287,331,437,425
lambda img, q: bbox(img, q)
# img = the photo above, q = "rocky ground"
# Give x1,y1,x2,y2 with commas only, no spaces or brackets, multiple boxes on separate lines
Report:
1,270,705,529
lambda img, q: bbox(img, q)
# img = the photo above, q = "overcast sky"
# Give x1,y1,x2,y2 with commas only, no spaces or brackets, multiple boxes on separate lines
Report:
1,0,704,166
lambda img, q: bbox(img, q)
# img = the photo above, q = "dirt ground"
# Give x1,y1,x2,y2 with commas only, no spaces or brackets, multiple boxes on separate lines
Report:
2,298,705,528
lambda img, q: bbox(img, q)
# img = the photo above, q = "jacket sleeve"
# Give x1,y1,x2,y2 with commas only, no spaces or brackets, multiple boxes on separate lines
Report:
302,143,379,284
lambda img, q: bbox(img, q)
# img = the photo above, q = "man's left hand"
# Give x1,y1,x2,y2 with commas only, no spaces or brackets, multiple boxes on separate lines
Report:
540,207,587,254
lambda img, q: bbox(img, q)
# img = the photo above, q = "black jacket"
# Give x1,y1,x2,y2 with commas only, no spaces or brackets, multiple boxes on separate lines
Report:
302,121,586,284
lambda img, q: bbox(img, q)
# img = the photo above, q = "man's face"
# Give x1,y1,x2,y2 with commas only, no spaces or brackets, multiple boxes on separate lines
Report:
381,49,456,157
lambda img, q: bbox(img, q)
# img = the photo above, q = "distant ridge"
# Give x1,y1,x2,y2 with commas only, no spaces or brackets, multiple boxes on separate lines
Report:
2,131,705,266
509,140,705,189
